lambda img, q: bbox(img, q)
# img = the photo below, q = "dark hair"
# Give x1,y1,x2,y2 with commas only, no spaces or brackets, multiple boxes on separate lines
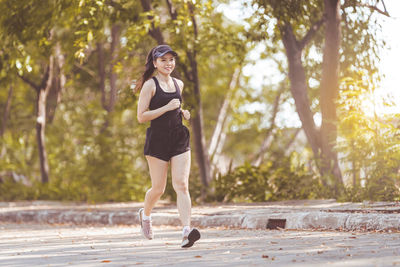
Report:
134,47,156,92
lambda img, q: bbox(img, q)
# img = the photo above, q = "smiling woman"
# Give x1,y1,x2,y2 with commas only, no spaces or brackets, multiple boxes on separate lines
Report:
134,44,201,248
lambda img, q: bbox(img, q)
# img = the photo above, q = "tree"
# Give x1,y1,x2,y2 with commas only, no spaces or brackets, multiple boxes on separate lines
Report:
277,0,342,185
0,0,72,183
248,0,388,189
320,0,342,184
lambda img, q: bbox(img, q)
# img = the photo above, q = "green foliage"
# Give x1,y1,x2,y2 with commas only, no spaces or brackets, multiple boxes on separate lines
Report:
364,175,399,201
211,162,273,202
337,76,400,202
340,176,400,203
268,157,321,201
0,91,149,202
209,153,323,203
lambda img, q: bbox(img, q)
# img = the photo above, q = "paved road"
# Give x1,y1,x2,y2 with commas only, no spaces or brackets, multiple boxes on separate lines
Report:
0,223,399,267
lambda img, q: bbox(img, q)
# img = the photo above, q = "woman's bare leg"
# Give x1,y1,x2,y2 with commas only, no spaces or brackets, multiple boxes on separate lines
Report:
171,151,191,227
144,156,169,216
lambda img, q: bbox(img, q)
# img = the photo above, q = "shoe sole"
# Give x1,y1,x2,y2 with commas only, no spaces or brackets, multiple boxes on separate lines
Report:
182,228,201,248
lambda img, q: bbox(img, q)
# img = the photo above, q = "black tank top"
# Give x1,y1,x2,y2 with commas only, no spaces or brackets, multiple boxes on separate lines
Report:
149,77,183,129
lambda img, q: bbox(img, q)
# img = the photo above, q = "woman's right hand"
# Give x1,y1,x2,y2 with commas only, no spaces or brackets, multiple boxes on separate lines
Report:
165,98,181,111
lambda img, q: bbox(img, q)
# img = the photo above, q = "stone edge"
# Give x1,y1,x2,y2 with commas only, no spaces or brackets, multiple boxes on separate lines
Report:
0,210,399,231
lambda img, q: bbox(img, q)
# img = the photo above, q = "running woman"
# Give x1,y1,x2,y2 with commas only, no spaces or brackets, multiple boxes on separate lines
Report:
135,44,201,248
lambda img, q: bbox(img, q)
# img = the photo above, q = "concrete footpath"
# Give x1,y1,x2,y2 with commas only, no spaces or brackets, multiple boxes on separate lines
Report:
0,200,399,231
1,223,400,267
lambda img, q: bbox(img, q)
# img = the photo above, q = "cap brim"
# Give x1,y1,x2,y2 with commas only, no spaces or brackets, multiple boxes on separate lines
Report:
155,50,178,58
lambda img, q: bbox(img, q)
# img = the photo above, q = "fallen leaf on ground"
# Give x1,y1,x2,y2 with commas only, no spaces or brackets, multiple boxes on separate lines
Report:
262,255,269,258
194,255,202,258
101,260,111,263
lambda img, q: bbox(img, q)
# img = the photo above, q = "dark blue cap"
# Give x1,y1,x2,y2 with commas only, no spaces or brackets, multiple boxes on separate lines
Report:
152,45,178,60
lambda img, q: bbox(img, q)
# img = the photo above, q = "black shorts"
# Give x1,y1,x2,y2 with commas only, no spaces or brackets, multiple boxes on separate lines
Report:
144,125,190,162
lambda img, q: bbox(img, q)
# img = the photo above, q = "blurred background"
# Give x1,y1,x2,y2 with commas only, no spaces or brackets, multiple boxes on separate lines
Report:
0,0,399,203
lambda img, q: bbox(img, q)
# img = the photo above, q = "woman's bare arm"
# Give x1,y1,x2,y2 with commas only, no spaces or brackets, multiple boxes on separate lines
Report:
137,79,180,123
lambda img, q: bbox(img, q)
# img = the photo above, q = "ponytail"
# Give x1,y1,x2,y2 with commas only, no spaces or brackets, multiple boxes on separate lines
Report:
134,47,156,92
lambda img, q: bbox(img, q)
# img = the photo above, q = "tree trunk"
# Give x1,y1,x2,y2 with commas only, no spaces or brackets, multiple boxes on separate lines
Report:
208,67,240,174
47,42,65,123
280,24,321,158
0,85,13,137
18,56,54,183
109,23,121,113
211,130,227,175
253,129,275,166
320,0,343,185
284,128,302,156
165,0,178,20
188,50,211,186
97,42,107,111
351,140,360,186
140,0,165,44
187,3,212,187
36,56,54,183
253,81,286,166
36,88,50,183
97,24,121,132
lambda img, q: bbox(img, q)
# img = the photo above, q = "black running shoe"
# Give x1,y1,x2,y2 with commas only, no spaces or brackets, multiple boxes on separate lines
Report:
181,228,200,248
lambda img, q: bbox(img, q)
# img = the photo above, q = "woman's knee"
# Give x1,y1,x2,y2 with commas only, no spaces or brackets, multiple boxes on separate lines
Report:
172,180,189,193
151,186,165,197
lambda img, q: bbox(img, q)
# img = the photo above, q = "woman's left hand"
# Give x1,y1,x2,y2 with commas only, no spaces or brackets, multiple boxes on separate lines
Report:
181,109,190,120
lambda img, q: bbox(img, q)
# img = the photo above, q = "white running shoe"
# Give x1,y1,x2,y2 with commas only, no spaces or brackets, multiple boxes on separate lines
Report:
138,208,154,240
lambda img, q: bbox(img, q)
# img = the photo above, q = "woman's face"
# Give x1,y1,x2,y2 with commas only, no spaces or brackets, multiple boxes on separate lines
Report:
154,53,175,75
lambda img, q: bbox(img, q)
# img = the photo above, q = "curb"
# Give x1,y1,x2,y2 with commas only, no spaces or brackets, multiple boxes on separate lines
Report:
1,208,399,231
